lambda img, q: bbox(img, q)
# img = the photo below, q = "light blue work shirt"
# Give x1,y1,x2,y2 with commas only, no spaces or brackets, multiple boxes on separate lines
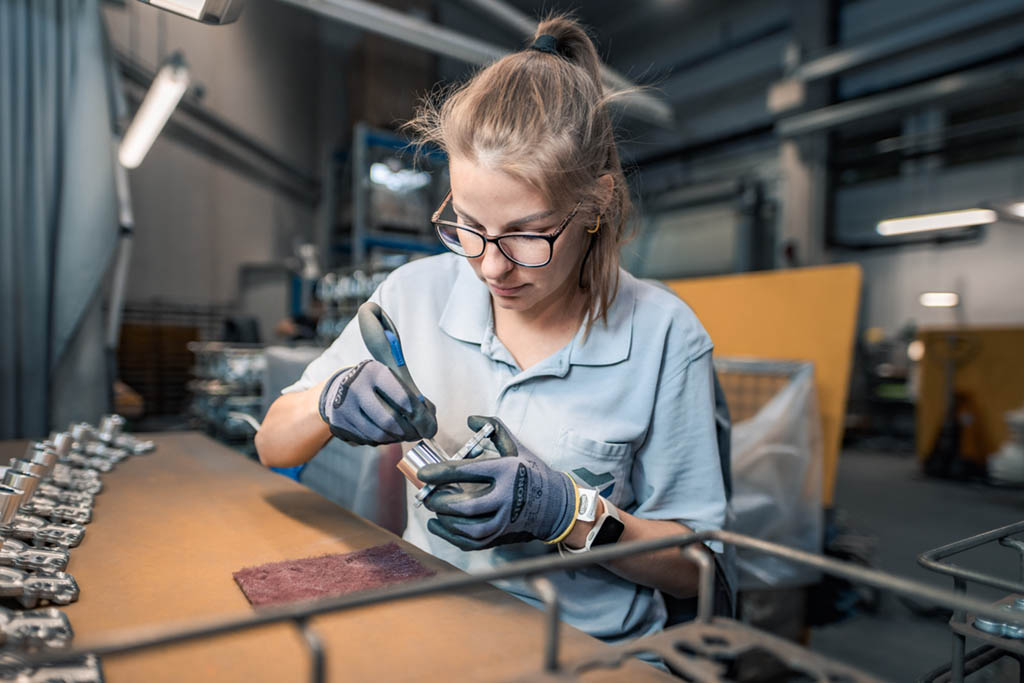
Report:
284,253,727,643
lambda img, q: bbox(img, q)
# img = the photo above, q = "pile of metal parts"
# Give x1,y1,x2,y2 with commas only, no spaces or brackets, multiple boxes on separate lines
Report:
314,268,393,342
919,520,1024,683
0,415,154,683
187,342,265,445
25,526,1024,682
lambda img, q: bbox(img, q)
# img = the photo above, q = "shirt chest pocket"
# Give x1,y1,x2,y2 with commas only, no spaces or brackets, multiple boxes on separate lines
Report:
552,429,632,508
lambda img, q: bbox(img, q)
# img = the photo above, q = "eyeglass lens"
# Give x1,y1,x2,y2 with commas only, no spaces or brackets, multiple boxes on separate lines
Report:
434,200,553,266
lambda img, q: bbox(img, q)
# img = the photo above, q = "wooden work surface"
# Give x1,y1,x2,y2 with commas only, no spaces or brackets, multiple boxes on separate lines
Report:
0,433,669,682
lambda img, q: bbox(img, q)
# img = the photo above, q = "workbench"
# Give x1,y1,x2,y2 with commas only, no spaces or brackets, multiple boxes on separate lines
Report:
0,432,670,682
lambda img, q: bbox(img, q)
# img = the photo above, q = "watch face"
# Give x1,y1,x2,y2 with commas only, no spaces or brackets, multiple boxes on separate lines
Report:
592,516,625,547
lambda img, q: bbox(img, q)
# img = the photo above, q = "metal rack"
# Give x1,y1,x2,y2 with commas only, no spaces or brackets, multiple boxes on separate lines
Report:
186,342,266,451
918,520,1024,682
28,527,1024,682
349,122,448,265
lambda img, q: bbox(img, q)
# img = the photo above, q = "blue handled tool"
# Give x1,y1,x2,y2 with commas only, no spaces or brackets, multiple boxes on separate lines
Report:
357,302,437,438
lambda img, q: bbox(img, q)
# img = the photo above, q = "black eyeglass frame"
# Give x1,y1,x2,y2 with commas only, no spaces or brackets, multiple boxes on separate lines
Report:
431,190,583,268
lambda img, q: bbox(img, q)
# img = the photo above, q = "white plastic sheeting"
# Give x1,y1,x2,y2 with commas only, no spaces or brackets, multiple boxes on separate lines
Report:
722,359,824,590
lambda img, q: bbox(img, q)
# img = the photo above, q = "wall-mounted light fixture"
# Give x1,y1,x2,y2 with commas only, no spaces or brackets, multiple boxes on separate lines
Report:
136,0,245,25
877,209,997,237
118,53,190,169
1010,202,1024,218
919,292,960,308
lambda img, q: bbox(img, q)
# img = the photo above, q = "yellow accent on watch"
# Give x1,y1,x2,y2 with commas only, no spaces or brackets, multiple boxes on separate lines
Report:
544,474,580,545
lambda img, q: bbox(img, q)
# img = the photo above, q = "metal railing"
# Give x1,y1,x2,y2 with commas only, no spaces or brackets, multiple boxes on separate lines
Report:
918,520,1024,683
22,526,1024,681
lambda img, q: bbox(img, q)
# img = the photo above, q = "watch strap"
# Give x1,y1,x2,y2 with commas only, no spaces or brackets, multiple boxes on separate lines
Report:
558,497,624,556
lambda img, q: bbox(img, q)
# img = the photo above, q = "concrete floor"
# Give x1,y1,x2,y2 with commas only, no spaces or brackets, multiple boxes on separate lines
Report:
810,449,1024,681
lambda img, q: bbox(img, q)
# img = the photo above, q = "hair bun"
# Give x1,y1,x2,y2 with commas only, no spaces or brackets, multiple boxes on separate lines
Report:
529,34,559,56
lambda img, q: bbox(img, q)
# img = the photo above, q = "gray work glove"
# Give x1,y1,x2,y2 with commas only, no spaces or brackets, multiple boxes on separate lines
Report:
318,359,437,446
418,416,576,550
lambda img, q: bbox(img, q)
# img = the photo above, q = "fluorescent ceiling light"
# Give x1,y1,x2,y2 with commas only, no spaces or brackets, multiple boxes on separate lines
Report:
876,209,996,236
919,292,960,308
146,0,205,19
118,56,190,169
136,0,246,25
1010,202,1024,218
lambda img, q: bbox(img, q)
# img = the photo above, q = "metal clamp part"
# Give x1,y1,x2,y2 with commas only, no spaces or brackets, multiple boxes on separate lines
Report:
0,539,69,573
0,653,102,682
4,515,85,549
0,607,73,650
0,568,79,608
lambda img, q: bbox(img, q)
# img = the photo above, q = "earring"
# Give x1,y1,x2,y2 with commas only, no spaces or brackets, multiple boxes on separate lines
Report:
587,215,601,234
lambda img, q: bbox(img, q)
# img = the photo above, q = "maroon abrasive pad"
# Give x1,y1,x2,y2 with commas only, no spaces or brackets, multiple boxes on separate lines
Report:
232,542,435,607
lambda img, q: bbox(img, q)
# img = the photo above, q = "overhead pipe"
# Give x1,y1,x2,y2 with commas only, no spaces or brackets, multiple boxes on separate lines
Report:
788,0,1024,84
280,0,674,129
777,60,1024,137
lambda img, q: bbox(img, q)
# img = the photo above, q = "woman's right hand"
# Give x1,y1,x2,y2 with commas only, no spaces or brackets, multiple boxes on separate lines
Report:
318,359,437,446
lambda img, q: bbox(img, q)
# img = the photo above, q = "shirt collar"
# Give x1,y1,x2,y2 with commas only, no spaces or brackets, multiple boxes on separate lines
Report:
568,271,635,367
438,260,635,367
438,259,491,345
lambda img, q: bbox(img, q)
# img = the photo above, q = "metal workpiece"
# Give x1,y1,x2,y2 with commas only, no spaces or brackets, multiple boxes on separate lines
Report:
66,424,126,467
66,425,98,454
33,486,92,509
96,415,124,447
57,452,113,474
0,568,79,609
974,597,1024,639
0,607,73,650
22,447,56,479
45,433,73,460
114,434,155,455
0,539,69,573
78,442,127,466
0,652,102,683
18,498,91,527
5,466,92,524
98,415,154,455
3,516,84,550
49,465,100,485
1,473,39,505
0,487,24,529
45,471,102,497
5,463,45,486
406,423,496,504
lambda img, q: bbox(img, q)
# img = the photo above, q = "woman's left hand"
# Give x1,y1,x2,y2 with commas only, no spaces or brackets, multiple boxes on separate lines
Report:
418,416,577,550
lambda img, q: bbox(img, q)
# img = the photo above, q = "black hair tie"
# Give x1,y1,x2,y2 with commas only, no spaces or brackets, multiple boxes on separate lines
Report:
530,34,559,56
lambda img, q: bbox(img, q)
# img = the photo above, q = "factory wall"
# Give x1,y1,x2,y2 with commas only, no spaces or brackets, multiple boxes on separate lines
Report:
626,0,1024,337
102,1,323,340
832,156,1024,332
842,218,1024,334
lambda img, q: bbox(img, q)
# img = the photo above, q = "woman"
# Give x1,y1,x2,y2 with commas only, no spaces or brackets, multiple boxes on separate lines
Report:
256,15,727,644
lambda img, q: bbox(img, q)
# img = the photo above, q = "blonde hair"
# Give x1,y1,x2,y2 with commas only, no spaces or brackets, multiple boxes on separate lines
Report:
404,13,632,334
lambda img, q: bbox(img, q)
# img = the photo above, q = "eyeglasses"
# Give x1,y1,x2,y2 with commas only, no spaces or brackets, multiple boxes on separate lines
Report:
431,190,582,267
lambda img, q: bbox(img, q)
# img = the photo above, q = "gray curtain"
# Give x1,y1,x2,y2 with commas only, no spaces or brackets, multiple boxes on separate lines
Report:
0,0,118,439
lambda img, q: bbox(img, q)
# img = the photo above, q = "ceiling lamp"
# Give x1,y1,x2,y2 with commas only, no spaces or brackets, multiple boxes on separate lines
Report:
876,209,996,236
118,53,190,169
136,0,245,24
919,292,960,308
